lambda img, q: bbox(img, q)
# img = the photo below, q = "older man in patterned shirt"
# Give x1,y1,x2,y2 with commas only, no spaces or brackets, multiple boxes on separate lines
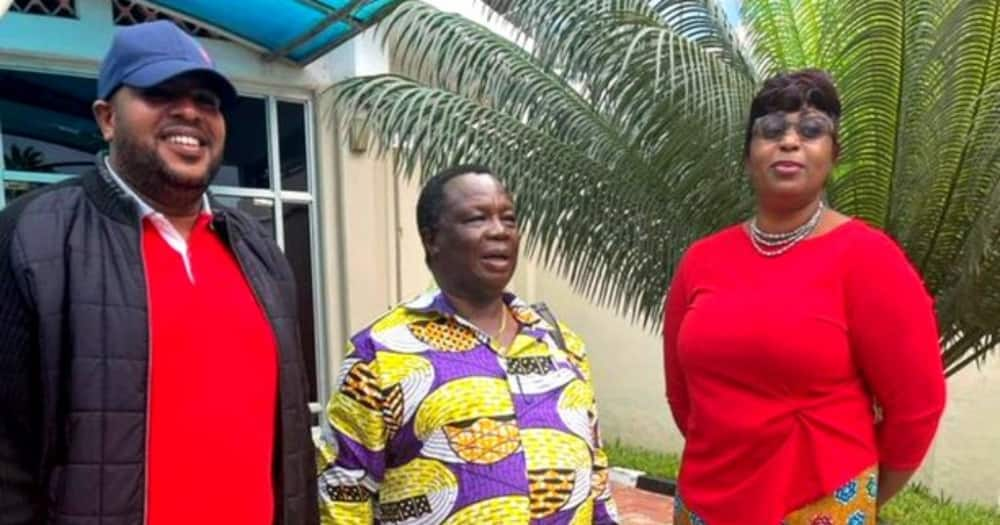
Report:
317,165,618,524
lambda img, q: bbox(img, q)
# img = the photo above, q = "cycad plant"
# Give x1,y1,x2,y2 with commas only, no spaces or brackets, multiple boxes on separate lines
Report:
334,0,1000,376
4,145,49,172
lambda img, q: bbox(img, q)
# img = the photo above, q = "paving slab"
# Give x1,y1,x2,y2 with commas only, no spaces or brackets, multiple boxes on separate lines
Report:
612,481,674,524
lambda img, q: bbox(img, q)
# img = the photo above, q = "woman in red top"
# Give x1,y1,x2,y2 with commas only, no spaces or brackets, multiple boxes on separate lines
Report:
663,69,947,525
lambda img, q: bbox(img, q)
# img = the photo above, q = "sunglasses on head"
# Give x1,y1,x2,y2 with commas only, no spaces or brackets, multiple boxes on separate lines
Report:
751,111,836,141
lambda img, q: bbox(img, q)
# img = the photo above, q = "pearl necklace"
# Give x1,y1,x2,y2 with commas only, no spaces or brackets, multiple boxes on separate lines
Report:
749,201,824,257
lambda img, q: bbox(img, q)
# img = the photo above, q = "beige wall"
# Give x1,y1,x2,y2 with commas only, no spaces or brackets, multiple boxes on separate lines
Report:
919,357,1000,506
525,263,683,453
315,124,432,361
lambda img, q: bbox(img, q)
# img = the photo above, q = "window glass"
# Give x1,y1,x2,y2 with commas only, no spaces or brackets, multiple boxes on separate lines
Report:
0,70,102,175
216,96,270,189
3,180,47,203
211,195,276,238
277,101,308,192
282,202,317,401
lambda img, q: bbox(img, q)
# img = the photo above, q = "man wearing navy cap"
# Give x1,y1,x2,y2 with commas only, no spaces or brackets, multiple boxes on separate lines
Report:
0,21,318,525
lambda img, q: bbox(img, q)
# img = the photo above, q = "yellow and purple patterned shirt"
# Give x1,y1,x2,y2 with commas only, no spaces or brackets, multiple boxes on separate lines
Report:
317,289,618,524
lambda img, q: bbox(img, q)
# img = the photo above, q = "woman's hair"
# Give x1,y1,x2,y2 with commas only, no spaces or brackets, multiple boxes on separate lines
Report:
743,69,842,157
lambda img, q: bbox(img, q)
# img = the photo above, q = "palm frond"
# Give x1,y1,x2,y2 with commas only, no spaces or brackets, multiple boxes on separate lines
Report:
381,1,639,173
333,76,694,323
337,0,1000,373
355,0,758,322
936,86,1000,359
907,0,1000,291
485,0,755,139
651,0,758,78
742,0,814,74
493,0,657,75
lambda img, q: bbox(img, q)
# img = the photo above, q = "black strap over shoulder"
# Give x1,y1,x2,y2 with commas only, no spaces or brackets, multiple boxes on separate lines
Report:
531,302,567,351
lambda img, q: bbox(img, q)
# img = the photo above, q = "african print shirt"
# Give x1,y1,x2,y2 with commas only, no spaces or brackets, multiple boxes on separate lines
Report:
317,289,619,525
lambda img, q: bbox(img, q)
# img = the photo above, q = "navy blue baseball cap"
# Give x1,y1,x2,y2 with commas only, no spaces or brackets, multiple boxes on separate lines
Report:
98,20,237,108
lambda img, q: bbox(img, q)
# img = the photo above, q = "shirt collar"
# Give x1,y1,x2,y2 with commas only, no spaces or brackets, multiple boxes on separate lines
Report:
103,156,211,217
403,288,545,328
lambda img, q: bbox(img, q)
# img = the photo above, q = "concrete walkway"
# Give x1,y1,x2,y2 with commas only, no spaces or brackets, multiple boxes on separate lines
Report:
611,481,674,524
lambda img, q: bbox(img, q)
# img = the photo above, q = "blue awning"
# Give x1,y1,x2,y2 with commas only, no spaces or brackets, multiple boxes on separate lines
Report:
143,0,403,64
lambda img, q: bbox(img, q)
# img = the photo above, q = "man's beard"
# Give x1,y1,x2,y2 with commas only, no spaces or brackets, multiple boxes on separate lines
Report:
112,128,222,211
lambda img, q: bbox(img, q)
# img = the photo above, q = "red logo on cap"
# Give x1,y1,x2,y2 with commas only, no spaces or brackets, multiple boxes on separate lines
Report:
198,45,212,65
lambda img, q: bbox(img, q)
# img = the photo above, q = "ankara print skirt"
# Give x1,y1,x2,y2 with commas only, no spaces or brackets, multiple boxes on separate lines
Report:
674,466,879,525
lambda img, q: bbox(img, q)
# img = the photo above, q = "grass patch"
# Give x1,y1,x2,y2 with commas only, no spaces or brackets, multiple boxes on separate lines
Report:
604,439,680,480
604,440,1000,524
880,484,1000,524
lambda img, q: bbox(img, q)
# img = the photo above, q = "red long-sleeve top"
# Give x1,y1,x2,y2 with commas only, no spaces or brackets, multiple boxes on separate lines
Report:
663,219,946,524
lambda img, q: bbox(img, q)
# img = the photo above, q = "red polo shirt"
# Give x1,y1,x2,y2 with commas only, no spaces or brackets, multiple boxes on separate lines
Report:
143,214,277,525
